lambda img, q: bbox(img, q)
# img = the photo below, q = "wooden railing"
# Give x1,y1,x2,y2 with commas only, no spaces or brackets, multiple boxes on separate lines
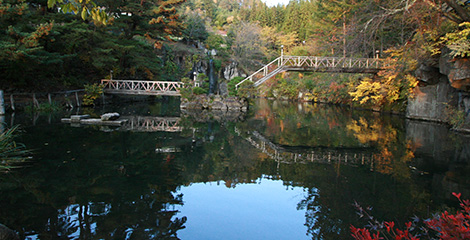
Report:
101,79,183,96
236,57,282,89
236,55,390,88
281,56,388,69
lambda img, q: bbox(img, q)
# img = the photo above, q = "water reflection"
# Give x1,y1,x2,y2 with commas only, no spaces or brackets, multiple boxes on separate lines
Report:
176,179,307,240
0,99,468,239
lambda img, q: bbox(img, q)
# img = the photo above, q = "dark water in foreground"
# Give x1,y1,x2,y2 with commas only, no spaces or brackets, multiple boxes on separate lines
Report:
0,98,469,239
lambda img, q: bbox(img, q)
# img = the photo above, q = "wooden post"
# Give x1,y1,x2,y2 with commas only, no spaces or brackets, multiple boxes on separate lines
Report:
75,91,80,107
10,94,15,111
0,90,5,115
65,93,73,109
10,112,15,126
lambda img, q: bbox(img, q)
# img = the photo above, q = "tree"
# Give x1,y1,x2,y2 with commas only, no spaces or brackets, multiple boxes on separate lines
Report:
228,21,266,63
182,11,208,44
0,0,54,61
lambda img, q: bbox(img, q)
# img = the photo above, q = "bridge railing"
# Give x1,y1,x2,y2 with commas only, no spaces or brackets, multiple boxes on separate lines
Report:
101,79,184,96
237,55,391,89
235,56,282,89
281,56,389,69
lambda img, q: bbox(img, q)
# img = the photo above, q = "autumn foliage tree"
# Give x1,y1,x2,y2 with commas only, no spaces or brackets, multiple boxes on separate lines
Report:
0,0,187,91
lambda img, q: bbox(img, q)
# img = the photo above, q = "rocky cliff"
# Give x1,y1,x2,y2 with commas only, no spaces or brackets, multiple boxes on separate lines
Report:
408,48,470,131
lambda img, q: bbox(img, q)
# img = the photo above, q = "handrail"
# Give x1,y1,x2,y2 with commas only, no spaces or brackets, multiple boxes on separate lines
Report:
237,55,390,89
100,79,184,96
235,56,282,89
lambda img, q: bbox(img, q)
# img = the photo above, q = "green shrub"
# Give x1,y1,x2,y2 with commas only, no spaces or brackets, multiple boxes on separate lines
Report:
193,87,207,95
179,77,194,100
237,81,256,99
83,83,104,106
228,76,245,96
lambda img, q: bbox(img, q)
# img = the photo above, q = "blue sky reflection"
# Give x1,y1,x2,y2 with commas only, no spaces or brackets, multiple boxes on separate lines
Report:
176,177,309,240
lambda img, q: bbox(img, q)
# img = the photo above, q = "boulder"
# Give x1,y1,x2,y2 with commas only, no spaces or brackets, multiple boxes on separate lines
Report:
180,95,247,111
101,112,120,121
0,224,19,240
224,97,242,110
210,100,227,110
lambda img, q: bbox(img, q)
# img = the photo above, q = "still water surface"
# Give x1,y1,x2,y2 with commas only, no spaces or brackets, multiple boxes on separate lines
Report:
0,98,469,239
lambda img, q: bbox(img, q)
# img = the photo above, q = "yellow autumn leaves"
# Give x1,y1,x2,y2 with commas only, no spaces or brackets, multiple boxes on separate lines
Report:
348,49,419,108
47,0,112,26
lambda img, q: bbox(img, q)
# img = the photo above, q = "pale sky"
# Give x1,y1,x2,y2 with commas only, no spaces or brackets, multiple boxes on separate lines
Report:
261,0,290,7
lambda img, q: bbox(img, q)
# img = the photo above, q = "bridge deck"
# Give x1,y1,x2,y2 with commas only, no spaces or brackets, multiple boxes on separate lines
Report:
237,55,390,88
101,79,183,96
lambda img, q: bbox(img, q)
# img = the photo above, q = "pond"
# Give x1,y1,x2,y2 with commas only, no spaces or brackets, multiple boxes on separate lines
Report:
0,98,469,239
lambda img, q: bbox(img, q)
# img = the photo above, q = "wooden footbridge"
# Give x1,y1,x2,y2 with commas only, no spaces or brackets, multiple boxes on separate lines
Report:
236,55,390,88
101,79,183,96
99,55,388,95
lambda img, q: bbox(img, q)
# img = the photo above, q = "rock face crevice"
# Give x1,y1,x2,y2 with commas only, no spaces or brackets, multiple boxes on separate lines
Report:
222,61,246,81
407,48,470,129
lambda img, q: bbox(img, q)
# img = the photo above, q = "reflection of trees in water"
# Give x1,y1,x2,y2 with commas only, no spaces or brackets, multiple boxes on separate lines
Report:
51,200,185,239
347,116,416,180
249,99,417,182
0,125,188,239
1,100,457,240
235,100,433,239
1,173,187,240
174,115,431,239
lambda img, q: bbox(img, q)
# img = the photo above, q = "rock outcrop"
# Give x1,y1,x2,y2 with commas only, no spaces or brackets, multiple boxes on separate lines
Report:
439,48,470,91
415,63,441,85
193,60,209,74
180,95,248,112
223,61,246,80
407,76,457,122
408,48,470,128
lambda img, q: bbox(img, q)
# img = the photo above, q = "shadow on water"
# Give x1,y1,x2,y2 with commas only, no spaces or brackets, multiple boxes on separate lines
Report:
0,98,469,239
